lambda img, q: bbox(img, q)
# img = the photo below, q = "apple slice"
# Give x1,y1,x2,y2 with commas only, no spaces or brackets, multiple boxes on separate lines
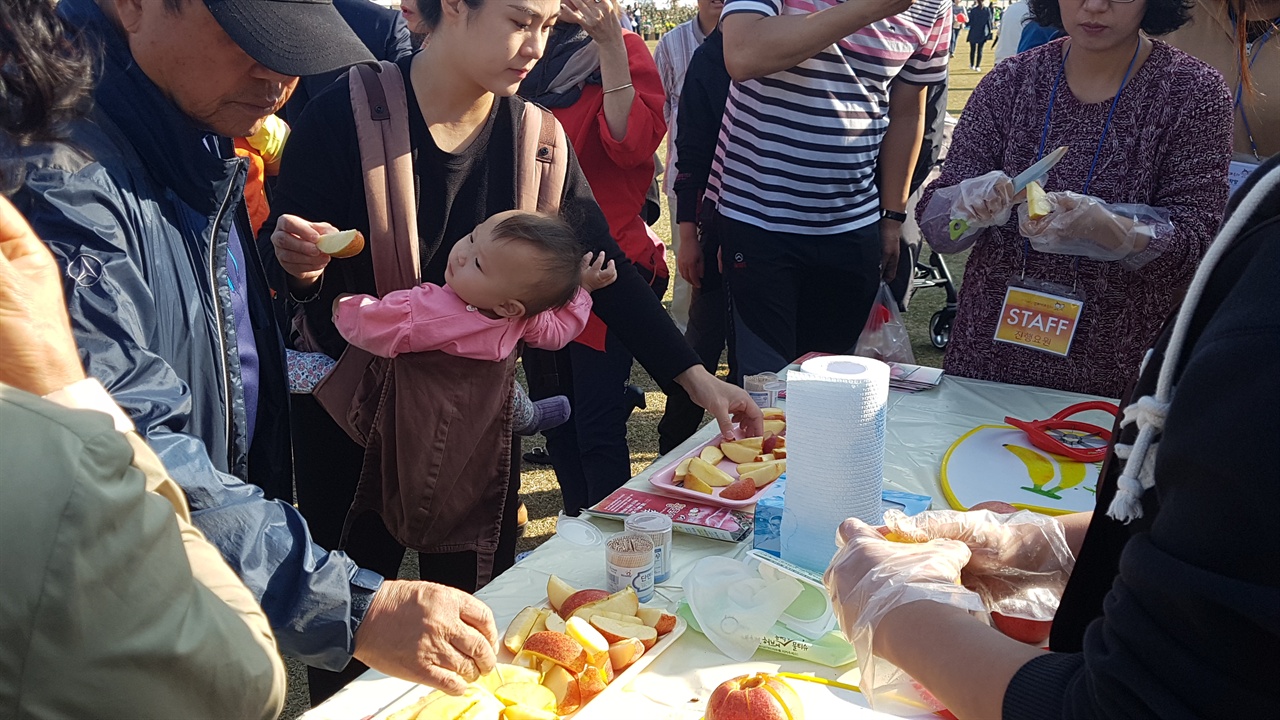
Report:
762,407,785,419
736,459,785,475
501,705,558,720
592,610,645,625
635,607,678,636
398,690,473,720
530,608,551,635
541,665,583,715
502,606,542,655
607,637,646,671
684,473,713,494
689,457,736,487
674,457,693,482
700,445,725,465
773,447,788,459
476,663,542,693
544,612,567,634
566,616,610,663
494,682,556,712
457,690,505,720
546,575,578,613
519,631,587,674
568,586,639,622
756,453,776,463
719,441,760,464
558,589,609,619
315,229,365,258
761,432,782,456
590,615,659,650
734,436,765,450
577,665,609,703
740,463,784,489
719,475,758,501
763,419,786,436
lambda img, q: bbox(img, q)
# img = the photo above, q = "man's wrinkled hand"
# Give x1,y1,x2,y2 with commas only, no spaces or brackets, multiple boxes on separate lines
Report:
353,580,499,695
0,196,85,395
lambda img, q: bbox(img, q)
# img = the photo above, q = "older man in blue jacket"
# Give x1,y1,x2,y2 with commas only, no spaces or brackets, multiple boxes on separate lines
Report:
5,0,497,705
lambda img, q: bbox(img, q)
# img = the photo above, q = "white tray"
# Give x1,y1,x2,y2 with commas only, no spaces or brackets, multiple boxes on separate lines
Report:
371,603,688,719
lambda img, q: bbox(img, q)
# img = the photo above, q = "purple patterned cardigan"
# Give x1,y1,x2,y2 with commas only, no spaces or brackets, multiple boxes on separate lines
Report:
919,39,1233,398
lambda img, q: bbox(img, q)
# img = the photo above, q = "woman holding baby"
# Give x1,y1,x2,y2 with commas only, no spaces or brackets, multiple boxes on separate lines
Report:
267,0,759,701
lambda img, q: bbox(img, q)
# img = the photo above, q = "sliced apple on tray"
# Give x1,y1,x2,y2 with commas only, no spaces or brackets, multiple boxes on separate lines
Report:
740,462,784,489
699,445,725,465
718,440,760,464
546,575,577,613
502,605,543,655
493,682,557,713
558,589,609,619
607,638,646,672
566,586,639,621
519,631,588,675
688,457,736,487
718,476,758,501
590,615,659,650
636,607,678,636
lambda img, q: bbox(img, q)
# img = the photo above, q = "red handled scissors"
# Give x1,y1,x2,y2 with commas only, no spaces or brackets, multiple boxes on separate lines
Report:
1004,401,1119,463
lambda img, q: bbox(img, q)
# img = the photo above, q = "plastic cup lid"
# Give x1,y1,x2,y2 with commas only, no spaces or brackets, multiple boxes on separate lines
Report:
555,514,604,546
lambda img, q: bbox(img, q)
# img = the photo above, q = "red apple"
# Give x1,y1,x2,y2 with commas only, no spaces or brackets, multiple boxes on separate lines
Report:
558,589,609,619
761,432,782,456
706,673,804,720
991,612,1052,645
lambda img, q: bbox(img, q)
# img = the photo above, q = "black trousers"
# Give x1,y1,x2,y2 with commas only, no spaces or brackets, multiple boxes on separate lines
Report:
657,217,731,455
718,212,882,378
290,394,520,705
524,271,668,515
970,40,986,67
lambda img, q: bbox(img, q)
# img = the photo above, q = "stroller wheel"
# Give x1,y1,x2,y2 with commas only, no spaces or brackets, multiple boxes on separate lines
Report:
929,310,952,349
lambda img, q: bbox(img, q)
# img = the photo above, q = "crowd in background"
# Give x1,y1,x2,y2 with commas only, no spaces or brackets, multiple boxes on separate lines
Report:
1,0,1277,718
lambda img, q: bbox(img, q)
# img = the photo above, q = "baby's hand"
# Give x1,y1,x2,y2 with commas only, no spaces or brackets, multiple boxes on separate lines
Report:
581,252,617,292
332,293,356,317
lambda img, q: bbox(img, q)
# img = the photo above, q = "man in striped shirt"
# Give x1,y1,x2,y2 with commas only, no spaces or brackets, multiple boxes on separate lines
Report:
708,0,951,376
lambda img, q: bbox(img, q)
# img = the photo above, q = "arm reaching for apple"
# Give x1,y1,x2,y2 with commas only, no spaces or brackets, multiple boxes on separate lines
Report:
675,365,764,440
353,580,499,695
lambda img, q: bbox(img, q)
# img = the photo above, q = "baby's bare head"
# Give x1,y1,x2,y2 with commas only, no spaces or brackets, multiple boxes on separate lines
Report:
490,211,585,315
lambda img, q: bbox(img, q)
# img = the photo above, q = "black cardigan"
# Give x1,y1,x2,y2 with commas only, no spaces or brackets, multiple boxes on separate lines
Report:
266,55,699,390
672,27,730,226
1003,156,1280,717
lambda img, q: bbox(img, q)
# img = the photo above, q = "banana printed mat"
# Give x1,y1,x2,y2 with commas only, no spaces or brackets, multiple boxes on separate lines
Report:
940,424,1100,515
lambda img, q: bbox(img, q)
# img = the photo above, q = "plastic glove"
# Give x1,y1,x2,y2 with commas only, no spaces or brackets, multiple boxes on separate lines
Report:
1018,191,1173,268
883,509,1075,621
824,517,986,712
920,171,1020,253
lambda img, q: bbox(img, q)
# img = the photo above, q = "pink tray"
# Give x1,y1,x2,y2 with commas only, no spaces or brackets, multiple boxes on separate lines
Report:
648,432,782,508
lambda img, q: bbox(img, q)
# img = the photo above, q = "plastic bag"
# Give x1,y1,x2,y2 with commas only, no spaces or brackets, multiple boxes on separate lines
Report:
685,556,803,661
1017,191,1174,269
855,283,916,364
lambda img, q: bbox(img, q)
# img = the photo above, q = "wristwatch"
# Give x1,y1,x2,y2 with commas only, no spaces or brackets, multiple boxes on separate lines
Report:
881,209,908,223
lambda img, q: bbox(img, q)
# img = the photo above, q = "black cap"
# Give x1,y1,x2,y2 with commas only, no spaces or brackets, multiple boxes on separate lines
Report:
204,0,377,77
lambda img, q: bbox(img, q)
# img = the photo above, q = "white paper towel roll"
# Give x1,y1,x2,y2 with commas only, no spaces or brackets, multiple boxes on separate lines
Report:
780,356,890,573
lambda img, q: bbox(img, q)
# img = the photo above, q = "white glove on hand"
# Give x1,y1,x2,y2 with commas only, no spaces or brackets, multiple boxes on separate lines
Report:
882,509,1075,620
824,517,985,711
920,171,1020,253
1018,191,1172,268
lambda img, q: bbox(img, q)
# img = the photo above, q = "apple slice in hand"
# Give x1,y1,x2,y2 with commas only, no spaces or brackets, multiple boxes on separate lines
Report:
315,229,365,258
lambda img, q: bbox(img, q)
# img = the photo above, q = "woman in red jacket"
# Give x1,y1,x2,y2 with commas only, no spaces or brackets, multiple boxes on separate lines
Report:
520,0,668,515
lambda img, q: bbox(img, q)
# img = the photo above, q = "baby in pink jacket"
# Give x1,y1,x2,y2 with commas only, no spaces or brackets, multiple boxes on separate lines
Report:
332,210,616,433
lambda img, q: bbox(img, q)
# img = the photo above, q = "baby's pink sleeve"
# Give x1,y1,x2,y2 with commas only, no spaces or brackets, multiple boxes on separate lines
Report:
523,287,593,350
333,285,478,358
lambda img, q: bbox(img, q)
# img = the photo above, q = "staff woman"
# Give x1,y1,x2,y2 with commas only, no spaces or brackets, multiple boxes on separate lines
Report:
917,0,1233,398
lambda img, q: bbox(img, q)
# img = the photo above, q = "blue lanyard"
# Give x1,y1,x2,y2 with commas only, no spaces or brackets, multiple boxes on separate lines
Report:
1034,40,1142,194
1024,40,1141,277
1233,28,1273,161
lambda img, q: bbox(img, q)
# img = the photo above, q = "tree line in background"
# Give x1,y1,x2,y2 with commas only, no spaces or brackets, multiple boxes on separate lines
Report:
633,1,697,38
